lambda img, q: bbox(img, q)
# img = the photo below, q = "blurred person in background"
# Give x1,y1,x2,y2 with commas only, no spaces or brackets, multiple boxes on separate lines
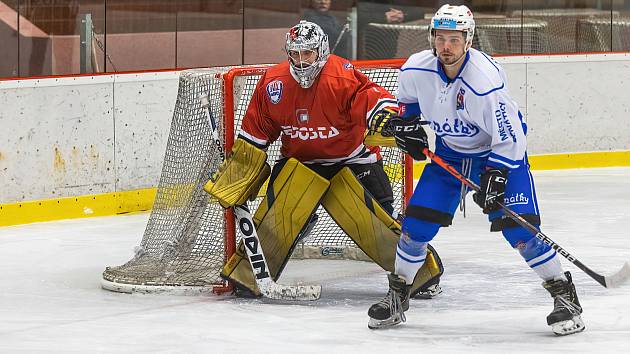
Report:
357,1,473,59
303,0,351,59
356,0,426,59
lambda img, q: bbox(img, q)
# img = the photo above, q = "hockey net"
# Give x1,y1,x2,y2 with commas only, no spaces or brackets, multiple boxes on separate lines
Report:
576,17,630,52
519,8,620,53
102,60,412,294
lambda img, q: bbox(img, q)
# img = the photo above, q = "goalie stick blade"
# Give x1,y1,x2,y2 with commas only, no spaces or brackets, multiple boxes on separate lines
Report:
605,262,630,288
262,282,322,301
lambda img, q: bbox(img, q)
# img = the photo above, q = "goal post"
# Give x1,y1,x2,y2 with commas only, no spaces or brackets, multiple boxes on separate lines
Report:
101,60,413,295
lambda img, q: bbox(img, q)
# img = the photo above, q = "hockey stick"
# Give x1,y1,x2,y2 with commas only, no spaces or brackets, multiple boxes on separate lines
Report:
422,147,630,288
200,94,321,300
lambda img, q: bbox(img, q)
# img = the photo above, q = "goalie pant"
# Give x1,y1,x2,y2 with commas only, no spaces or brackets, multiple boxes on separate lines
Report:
399,137,564,282
271,158,395,215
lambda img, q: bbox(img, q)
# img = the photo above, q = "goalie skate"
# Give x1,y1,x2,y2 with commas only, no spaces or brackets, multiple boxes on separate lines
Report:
368,273,410,330
412,282,442,300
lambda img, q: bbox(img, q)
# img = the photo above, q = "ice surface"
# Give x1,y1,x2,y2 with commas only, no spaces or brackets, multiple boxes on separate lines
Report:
1,168,630,353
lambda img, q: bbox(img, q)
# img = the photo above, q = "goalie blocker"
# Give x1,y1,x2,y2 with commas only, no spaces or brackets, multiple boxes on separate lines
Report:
212,143,443,297
204,138,271,208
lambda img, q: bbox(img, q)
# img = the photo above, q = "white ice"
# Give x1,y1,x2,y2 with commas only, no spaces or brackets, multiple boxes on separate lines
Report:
1,168,630,354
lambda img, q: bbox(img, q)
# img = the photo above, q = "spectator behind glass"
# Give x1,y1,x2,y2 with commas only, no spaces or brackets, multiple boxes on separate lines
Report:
302,0,351,59
357,0,425,59
357,1,472,59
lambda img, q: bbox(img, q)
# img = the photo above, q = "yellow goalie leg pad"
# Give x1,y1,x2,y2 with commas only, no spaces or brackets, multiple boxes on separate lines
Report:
322,167,442,293
204,138,271,208
220,158,330,295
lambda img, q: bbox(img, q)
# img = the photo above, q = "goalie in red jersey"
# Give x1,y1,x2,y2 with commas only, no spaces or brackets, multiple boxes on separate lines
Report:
205,20,443,299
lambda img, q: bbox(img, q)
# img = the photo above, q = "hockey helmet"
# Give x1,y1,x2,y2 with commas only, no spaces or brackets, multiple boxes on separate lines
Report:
285,20,330,89
428,4,475,52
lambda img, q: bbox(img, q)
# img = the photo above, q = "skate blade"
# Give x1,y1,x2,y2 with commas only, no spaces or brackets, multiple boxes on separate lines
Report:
368,315,404,330
412,284,443,299
551,316,586,336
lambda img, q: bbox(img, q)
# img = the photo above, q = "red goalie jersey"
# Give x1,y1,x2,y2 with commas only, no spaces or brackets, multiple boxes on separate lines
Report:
239,55,397,165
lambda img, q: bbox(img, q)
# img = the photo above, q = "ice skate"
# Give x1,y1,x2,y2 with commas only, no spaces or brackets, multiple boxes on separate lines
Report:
543,271,585,336
368,273,411,329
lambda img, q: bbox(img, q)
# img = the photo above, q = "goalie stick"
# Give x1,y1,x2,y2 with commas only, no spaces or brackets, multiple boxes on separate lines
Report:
200,94,321,301
422,147,630,288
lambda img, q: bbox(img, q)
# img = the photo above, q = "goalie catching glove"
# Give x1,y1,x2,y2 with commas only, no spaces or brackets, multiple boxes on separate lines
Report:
380,115,429,161
473,168,508,214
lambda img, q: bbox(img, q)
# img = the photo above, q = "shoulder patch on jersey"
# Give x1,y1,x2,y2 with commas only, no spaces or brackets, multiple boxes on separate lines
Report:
342,62,353,70
266,80,283,105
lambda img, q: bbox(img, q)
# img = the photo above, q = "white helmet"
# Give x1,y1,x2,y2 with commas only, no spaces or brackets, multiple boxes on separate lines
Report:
428,4,475,52
285,20,330,89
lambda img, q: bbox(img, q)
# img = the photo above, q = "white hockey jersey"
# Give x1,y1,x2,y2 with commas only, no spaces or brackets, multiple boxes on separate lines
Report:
397,48,526,170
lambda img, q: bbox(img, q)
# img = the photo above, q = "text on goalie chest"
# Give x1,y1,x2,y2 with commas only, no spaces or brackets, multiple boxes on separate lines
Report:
261,83,368,162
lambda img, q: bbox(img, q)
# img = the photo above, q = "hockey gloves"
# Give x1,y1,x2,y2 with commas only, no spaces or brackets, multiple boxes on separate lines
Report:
473,168,508,214
383,116,428,161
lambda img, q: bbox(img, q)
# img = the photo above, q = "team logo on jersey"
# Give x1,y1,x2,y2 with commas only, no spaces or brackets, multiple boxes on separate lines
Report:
430,118,480,138
503,193,529,207
266,80,283,104
343,62,353,70
281,125,340,140
296,109,309,124
456,88,465,110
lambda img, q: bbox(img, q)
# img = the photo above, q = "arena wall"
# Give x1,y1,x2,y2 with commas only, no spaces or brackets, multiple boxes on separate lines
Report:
1,53,629,224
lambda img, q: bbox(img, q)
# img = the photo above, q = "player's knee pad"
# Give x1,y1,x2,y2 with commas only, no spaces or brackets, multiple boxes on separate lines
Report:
220,158,330,295
496,217,540,248
402,204,453,242
514,234,551,260
401,217,442,243
514,236,563,280
322,167,443,294
490,214,540,233
204,138,271,208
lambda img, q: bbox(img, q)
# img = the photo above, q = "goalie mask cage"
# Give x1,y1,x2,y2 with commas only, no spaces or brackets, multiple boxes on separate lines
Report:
102,60,413,295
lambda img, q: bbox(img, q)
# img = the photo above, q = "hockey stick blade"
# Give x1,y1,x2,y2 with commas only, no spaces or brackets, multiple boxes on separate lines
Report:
605,262,630,288
258,278,322,301
234,205,322,301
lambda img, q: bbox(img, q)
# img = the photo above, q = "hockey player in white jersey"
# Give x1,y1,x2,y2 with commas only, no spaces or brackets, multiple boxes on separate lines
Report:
366,4,584,335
